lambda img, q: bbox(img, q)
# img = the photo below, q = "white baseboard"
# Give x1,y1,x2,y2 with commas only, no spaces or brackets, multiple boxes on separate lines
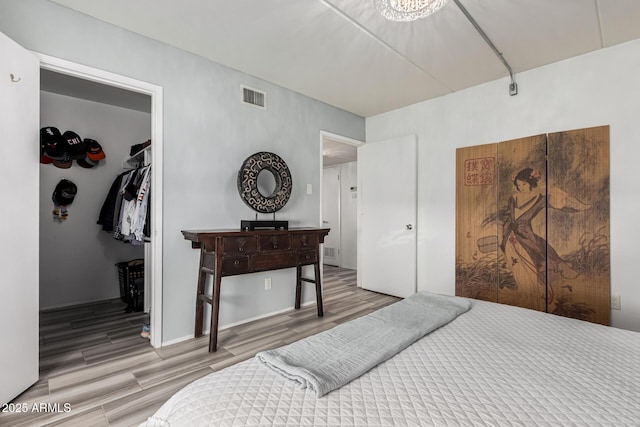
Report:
161,333,195,347
160,300,316,348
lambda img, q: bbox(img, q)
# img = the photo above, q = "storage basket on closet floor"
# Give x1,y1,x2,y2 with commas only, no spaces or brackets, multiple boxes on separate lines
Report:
116,259,144,313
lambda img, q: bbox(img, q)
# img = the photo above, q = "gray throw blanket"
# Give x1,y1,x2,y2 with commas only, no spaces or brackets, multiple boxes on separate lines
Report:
255,291,471,397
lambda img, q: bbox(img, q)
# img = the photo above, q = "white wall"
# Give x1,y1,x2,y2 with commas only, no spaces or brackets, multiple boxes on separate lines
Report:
1,0,365,344
340,161,358,270
322,161,358,270
367,38,640,332
39,91,149,308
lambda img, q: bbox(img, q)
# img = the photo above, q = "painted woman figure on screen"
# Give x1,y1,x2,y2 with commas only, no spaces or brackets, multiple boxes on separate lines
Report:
500,168,589,311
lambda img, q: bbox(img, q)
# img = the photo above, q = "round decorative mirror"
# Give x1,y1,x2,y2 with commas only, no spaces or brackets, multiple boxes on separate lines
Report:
237,151,292,213
257,168,277,198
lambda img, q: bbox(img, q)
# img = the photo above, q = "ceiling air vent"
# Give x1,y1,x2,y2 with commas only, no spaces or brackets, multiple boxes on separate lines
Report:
241,85,266,109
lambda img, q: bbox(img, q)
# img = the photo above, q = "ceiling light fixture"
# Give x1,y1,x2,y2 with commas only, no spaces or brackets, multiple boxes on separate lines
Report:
374,0,448,22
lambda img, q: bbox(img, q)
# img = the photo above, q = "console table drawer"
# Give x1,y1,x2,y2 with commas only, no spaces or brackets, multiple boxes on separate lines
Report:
292,233,319,249
251,252,296,271
222,236,258,255
221,256,249,275
297,249,318,265
259,235,291,251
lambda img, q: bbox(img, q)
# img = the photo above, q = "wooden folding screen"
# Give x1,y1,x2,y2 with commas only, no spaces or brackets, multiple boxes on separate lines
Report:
455,126,610,325
455,143,498,303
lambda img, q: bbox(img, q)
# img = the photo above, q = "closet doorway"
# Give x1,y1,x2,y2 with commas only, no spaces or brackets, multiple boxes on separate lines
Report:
38,54,164,349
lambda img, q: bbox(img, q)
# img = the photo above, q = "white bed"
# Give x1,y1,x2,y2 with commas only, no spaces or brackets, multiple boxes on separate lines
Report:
142,298,640,426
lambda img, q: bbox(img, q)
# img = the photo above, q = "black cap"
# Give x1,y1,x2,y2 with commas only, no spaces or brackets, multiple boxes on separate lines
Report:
41,127,65,160
62,130,87,160
52,179,77,206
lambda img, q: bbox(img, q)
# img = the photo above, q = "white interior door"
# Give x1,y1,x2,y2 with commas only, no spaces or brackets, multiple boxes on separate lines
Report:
358,135,417,298
0,32,40,404
322,166,341,266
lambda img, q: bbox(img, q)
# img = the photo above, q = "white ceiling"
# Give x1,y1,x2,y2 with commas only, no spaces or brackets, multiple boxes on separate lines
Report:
323,137,358,166
50,0,640,118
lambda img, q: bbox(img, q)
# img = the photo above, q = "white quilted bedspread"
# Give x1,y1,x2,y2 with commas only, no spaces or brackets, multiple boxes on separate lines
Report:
142,299,640,426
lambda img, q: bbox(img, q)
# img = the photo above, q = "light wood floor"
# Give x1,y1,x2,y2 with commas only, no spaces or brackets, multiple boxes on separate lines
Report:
1,266,399,427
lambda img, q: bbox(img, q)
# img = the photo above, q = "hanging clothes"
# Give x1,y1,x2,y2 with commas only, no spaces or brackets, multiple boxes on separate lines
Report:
97,171,129,232
97,165,151,244
132,165,151,243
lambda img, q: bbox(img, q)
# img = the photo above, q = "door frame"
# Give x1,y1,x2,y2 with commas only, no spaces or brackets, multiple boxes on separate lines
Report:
319,131,363,275
36,53,164,348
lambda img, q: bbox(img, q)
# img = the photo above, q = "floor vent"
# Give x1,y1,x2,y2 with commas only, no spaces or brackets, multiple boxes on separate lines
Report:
324,247,336,258
241,85,266,109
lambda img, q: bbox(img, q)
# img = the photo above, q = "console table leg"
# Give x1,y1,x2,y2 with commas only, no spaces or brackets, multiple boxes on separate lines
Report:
209,261,223,353
295,265,302,309
314,262,324,317
194,249,207,337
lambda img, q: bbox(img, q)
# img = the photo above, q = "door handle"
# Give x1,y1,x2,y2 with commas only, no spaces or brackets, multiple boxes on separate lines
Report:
406,224,413,230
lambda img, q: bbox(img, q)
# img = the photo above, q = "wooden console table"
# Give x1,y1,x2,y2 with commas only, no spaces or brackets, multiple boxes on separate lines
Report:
182,228,330,352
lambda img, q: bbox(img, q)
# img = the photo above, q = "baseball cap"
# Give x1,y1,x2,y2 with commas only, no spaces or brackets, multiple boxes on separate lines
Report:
62,130,87,160
52,158,73,169
52,179,77,206
76,156,98,169
86,139,106,161
41,126,66,160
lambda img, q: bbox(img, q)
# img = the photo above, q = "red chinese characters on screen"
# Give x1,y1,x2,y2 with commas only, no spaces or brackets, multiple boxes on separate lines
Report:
464,157,495,186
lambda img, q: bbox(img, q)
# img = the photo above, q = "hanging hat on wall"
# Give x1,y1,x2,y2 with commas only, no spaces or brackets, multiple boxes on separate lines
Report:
52,179,77,223
52,179,77,206
40,154,54,165
62,130,87,159
86,139,106,161
41,128,107,169
52,158,73,169
76,139,106,168
76,156,98,169
40,126,64,162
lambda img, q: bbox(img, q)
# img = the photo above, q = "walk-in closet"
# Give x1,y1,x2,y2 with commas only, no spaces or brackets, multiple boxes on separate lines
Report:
39,69,153,350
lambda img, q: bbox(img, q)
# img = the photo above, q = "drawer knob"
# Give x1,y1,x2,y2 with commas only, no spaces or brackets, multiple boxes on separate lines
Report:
305,255,310,259
234,260,240,265
239,247,244,252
